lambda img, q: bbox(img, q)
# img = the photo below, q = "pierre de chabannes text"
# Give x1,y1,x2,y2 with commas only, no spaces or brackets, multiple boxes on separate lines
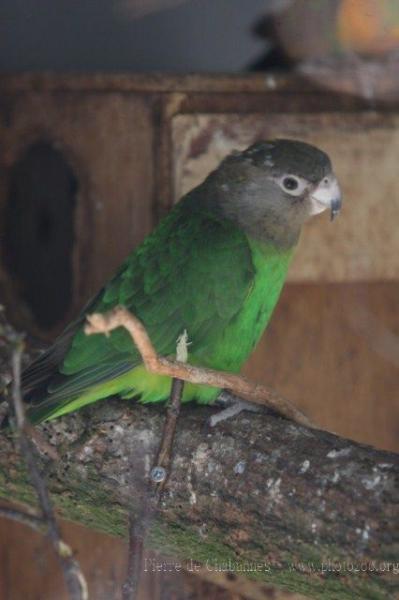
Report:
143,558,399,575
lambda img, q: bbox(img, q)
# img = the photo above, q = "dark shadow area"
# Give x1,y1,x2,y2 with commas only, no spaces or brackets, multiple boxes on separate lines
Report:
3,142,77,330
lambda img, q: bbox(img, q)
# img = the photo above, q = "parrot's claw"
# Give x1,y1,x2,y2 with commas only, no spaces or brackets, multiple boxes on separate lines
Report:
209,391,262,427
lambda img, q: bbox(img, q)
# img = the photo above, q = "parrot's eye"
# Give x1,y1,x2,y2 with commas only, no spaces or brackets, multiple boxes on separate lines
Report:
277,174,307,197
282,177,298,191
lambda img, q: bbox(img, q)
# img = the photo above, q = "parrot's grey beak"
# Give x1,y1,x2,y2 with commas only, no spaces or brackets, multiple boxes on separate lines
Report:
309,175,342,221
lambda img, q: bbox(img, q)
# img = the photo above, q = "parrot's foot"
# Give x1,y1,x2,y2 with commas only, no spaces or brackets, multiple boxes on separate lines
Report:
209,390,262,427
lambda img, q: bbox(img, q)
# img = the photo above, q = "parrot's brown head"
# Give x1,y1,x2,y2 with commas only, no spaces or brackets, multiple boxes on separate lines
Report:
207,138,342,248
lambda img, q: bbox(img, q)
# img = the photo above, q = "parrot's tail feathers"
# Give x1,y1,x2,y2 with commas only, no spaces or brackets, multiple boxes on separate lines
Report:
24,392,86,424
21,327,80,395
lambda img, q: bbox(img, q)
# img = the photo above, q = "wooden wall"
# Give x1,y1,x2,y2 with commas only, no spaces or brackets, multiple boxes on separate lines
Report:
0,517,239,600
171,108,399,452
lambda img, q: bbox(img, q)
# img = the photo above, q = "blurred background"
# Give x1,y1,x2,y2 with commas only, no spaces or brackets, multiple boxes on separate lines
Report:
1,0,399,73
0,0,398,598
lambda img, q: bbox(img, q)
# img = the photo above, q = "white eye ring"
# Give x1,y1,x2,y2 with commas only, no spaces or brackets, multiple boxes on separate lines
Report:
277,175,308,197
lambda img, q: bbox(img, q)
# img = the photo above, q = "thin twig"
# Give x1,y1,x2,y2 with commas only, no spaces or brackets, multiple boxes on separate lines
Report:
152,330,188,493
0,505,46,533
123,512,148,600
122,332,187,600
0,400,8,428
8,337,88,600
11,338,26,428
85,306,312,428
154,377,185,492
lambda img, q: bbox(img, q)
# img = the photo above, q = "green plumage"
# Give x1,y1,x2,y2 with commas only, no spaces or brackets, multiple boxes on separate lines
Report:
20,139,337,423
25,198,292,422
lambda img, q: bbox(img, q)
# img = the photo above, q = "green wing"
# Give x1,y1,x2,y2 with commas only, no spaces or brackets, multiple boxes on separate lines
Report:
23,197,255,416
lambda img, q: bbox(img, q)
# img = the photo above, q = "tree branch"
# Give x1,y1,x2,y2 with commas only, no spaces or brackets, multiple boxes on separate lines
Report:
5,335,88,600
85,306,312,427
0,398,397,599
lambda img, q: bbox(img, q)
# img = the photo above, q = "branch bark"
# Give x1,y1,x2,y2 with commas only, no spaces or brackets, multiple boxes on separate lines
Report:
0,398,397,599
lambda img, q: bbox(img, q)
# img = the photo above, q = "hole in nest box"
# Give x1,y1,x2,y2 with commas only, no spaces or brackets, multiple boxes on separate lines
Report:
3,141,78,331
